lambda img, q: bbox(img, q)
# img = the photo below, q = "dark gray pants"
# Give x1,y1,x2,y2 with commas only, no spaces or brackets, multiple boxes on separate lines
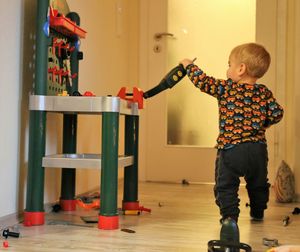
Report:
214,142,270,220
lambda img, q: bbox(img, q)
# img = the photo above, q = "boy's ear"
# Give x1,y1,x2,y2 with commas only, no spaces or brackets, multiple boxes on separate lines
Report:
238,63,247,76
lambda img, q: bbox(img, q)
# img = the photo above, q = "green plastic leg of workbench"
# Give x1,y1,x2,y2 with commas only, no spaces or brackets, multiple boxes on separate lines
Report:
60,114,77,211
122,115,139,210
99,112,119,230
24,111,47,226
24,0,49,226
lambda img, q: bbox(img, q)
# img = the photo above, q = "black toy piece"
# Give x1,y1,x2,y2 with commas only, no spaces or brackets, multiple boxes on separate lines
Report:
72,90,82,96
292,207,300,215
2,229,20,239
143,64,186,99
208,218,252,252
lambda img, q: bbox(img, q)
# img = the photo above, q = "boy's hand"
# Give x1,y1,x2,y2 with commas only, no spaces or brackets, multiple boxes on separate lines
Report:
180,58,196,69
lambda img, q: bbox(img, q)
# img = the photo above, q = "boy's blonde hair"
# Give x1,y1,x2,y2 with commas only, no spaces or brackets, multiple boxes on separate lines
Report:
230,43,271,78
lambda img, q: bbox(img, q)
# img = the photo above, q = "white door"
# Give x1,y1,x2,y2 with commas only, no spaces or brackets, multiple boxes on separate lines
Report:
140,0,257,183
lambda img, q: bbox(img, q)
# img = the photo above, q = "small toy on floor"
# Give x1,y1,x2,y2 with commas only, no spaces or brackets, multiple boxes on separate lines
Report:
266,245,300,252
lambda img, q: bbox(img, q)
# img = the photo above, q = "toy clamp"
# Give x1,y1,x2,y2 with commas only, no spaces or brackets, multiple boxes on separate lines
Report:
117,87,144,109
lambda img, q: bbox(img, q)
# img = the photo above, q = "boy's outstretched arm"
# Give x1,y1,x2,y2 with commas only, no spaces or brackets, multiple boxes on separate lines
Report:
179,58,227,99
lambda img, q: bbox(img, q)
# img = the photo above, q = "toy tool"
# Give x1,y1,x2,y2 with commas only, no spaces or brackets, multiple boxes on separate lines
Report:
143,64,186,99
208,218,252,252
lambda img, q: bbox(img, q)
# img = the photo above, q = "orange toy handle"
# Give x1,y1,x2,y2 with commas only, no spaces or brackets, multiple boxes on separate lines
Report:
76,199,100,209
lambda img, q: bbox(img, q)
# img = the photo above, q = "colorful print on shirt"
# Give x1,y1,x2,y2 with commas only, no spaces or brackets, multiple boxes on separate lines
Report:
186,64,284,149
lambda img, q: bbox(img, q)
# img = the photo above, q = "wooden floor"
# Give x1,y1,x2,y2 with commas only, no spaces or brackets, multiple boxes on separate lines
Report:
5,182,300,251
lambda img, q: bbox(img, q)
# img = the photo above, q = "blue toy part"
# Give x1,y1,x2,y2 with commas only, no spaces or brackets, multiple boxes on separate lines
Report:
43,7,50,37
43,20,50,37
75,39,81,50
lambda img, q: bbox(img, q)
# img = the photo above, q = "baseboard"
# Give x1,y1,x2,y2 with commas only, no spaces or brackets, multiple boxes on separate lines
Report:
295,193,300,202
0,212,22,229
146,180,216,185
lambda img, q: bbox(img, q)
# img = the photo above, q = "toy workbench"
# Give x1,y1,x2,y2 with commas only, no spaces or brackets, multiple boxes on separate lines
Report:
24,0,143,230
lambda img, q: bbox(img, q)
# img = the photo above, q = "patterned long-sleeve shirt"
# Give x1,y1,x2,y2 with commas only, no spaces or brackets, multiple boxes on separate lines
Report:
186,64,284,149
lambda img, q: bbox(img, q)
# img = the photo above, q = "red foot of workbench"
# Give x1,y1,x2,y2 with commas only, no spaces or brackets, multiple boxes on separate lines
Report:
60,199,77,211
23,211,45,226
122,201,139,210
98,215,119,230
122,201,151,213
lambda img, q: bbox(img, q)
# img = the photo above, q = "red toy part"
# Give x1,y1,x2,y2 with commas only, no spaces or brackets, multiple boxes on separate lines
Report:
60,199,77,211
122,201,139,210
49,7,87,38
83,91,95,96
117,87,144,109
122,201,151,213
139,206,151,213
98,215,119,230
76,198,100,210
3,241,8,248
52,39,64,56
71,73,78,79
23,211,45,226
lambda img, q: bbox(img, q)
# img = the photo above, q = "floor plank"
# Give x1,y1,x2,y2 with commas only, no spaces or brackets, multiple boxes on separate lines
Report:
4,182,300,251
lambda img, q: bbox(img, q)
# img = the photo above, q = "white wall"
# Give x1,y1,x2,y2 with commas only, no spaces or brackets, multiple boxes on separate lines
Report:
0,1,23,217
67,0,140,194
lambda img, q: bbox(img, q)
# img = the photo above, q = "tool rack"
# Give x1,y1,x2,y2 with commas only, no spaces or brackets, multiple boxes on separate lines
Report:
24,0,141,230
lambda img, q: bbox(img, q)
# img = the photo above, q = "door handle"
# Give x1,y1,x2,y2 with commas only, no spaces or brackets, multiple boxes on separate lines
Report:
154,32,174,41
